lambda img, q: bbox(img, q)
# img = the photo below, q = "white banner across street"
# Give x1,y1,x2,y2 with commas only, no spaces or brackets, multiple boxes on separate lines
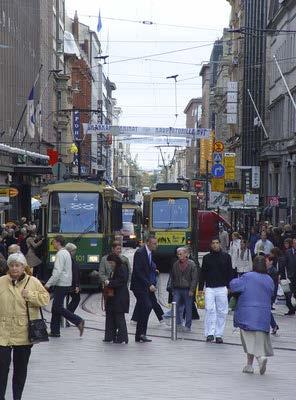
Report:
83,123,211,139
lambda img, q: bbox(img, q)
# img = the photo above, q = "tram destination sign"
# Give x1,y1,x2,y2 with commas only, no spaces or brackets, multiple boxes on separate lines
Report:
84,124,211,139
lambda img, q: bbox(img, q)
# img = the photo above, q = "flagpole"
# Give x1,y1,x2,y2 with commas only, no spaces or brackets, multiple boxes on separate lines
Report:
12,64,43,143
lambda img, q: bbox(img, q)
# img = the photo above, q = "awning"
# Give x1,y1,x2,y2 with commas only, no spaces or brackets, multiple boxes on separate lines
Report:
14,165,52,175
0,144,49,161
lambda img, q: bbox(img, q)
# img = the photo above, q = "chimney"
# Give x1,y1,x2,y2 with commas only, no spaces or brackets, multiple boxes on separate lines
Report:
72,10,79,41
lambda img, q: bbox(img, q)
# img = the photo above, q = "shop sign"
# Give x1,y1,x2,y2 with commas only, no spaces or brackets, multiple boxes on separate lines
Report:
244,194,259,207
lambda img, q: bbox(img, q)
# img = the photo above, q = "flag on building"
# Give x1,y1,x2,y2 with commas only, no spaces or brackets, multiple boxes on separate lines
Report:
26,87,35,138
36,102,42,138
97,10,102,32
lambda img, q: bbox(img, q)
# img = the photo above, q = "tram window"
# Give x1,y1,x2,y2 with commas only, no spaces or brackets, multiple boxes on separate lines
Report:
111,200,122,231
152,198,189,229
49,192,100,233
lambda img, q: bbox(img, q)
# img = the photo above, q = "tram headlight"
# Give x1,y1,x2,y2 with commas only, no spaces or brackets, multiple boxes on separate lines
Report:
87,255,99,263
49,254,56,263
129,234,136,239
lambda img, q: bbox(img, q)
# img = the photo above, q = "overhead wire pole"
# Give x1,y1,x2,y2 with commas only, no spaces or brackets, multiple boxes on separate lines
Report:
273,55,296,113
247,89,269,139
166,75,179,119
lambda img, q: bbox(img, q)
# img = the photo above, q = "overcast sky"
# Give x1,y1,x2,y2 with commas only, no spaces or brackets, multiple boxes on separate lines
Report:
66,0,231,169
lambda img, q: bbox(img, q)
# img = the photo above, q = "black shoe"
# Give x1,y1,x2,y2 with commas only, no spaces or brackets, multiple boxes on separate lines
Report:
216,337,223,344
285,310,295,315
48,332,60,338
206,335,214,342
114,339,128,344
271,325,279,335
102,339,113,343
135,335,152,343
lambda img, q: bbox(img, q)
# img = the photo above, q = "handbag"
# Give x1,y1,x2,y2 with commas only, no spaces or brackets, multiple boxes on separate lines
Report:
195,290,205,309
280,267,291,294
24,278,49,344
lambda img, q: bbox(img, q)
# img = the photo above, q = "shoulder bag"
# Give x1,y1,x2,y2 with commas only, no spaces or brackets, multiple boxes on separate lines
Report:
24,277,49,344
280,267,291,294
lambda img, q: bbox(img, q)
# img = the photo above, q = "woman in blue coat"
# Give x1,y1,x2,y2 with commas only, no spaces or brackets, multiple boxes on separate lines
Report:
230,256,274,375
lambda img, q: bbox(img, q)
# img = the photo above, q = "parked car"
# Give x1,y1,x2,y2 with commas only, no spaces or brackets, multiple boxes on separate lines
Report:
121,222,138,248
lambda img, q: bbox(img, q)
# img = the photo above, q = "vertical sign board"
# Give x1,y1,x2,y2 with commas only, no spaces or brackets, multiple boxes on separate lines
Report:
73,110,80,165
252,166,260,189
224,153,236,181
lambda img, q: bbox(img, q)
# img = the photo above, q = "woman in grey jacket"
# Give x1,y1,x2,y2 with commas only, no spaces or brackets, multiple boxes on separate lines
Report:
171,247,198,332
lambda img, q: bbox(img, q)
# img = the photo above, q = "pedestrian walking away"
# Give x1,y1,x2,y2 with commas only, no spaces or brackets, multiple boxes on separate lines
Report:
199,238,233,343
45,235,85,338
279,238,296,315
230,256,274,375
130,235,158,343
65,243,81,315
171,247,198,332
0,253,49,400
103,254,130,344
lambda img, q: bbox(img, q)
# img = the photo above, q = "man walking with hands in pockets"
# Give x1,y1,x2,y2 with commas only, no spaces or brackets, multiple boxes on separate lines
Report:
199,238,233,344
130,235,158,343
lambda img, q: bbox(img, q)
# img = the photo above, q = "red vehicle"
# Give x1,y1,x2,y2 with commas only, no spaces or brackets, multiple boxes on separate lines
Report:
198,210,231,252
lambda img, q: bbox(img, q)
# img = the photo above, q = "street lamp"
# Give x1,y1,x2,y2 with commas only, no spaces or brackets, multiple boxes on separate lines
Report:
94,55,109,64
166,74,179,118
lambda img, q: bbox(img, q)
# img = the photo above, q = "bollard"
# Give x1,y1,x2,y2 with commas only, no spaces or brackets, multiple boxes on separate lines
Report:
171,301,177,341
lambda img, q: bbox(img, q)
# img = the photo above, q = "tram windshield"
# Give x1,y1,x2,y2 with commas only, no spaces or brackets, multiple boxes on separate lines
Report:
49,192,100,233
152,198,189,229
122,208,135,223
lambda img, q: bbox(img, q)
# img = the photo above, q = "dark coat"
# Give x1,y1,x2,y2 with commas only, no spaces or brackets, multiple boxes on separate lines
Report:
130,246,153,293
284,248,296,281
106,264,130,314
71,257,80,288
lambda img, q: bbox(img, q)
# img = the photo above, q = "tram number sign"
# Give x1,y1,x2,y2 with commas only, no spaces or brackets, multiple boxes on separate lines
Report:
213,141,224,153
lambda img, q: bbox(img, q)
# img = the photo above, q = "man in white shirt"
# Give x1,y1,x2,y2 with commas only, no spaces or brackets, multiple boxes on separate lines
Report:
45,235,84,337
254,231,274,256
219,226,229,252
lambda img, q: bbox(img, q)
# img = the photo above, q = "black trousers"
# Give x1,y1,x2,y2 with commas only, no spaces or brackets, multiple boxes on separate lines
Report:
0,345,32,400
105,311,128,343
133,291,152,339
132,292,164,322
50,286,82,335
285,291,296,312
66,291,81,314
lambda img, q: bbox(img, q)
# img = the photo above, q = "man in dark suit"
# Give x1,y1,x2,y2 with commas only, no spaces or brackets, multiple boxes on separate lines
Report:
281,238,296,315
130,235,158,342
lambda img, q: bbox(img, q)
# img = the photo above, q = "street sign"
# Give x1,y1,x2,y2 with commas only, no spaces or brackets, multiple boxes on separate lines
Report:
224,153,236,180
213,141,224,153
194,180,203,190
211,178,225,192
267,196,279,207
209,191,228,208
9,188,19,197
211,163,225,178
213,152,223,163
0,188,9,203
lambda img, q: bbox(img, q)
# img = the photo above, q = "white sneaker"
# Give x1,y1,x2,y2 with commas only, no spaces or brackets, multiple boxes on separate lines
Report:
242,365,254,374
257,357,268,375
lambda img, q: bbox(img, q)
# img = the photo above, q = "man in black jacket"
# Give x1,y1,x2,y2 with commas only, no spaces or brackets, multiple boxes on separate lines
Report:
199,238,233,343
280,238,296,315
130,235,158,342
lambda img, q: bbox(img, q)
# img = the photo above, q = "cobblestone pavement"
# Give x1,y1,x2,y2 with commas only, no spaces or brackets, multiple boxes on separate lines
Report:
8,248,296,400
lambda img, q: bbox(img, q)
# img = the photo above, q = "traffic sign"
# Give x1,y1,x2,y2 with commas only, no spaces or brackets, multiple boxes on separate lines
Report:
213,152,223,163
211,163,225,178
213,141,224,153
211,178,225,192
194,180,203,190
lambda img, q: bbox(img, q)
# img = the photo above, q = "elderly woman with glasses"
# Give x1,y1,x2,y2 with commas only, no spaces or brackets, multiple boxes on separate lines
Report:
0,252,49,400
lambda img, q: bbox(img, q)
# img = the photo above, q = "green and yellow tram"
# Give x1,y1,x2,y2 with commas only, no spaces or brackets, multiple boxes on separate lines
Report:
40,181,122,289
122,201,143,247
143,183,198,271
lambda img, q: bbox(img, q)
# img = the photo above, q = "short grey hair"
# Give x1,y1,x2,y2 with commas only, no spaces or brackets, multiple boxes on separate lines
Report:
8,244,20,254
7,252,27,266
65,243,77,253
177,247,189,255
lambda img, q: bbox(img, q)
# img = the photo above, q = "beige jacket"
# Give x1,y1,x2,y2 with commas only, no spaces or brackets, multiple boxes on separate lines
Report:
0,274,50,346
26,236,43,268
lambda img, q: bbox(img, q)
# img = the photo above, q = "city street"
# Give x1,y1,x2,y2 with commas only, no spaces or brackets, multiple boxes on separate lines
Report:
9,248,296,400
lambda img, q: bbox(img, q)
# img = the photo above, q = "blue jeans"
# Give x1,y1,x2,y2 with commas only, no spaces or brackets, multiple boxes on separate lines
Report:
173,288,192,328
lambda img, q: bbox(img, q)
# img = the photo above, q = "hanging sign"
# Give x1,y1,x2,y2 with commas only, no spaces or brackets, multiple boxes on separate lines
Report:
224,153,236,181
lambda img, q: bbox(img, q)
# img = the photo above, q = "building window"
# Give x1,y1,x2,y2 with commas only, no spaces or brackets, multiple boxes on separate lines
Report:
270,98,284,139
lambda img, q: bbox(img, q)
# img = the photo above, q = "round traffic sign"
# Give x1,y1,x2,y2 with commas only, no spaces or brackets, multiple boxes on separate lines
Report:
213,141,224,153
194,180,203,190
211,163,225,178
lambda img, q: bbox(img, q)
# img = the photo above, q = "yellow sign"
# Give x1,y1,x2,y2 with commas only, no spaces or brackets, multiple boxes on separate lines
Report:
155,231,186,246
0,188,9,196
224,153,236,181
211,178,225,192
229,193,244,202
200,131,215,175
9,188,19,197
213,141,224,153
